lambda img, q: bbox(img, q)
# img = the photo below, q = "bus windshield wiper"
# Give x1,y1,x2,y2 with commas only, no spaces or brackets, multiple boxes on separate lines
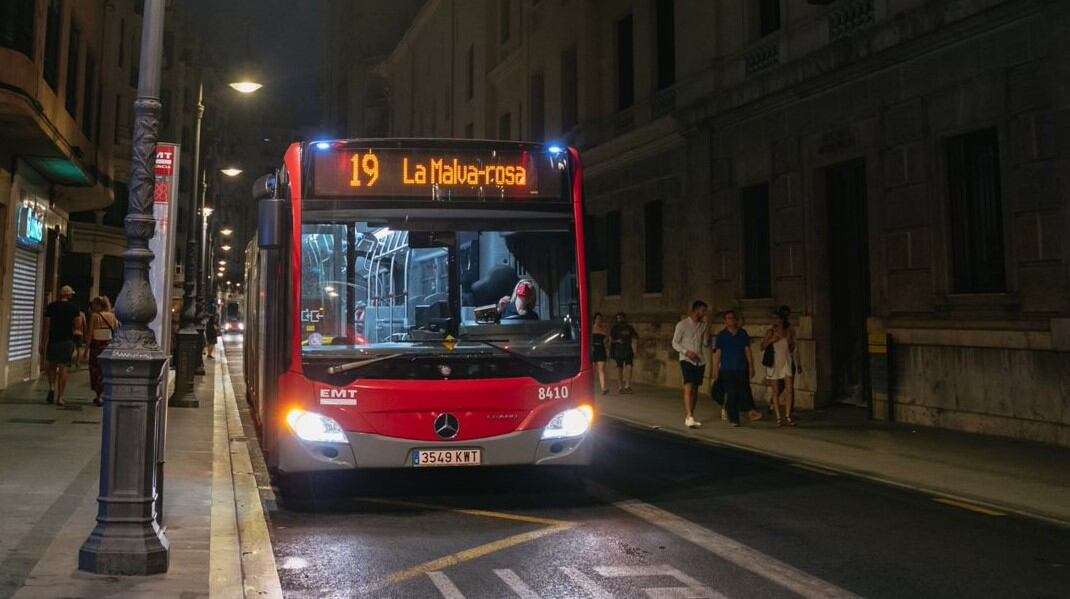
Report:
326,353,405,375
461,339,557,373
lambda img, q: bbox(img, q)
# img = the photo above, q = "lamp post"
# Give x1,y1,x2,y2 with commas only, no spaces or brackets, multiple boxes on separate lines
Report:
79,0,169,575
194,178,209,376
169,82,204,408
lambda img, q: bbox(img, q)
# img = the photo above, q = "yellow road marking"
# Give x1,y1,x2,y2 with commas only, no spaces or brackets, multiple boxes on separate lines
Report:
933,498,1007,516
354,496,573,527
791,463,840,477
364,524,574,594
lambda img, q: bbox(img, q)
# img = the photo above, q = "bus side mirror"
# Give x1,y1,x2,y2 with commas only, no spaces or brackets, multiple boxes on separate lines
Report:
258,198,285,249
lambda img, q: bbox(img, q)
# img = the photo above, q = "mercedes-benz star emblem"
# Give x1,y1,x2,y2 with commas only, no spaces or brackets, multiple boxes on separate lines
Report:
434,413,459,440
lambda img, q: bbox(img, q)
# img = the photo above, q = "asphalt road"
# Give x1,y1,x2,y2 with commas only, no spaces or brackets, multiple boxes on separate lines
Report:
223,338,1070,599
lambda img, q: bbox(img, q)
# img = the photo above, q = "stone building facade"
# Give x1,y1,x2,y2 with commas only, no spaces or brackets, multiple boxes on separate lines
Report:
330,0,1070,446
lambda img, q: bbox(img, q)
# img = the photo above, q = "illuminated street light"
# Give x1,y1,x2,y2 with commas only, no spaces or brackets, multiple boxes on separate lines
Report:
203,206,214,218
221,245,232,251
220,228,233,236
218,260,226,266
217,272,224,278
220,167,243,177
229,80,263,94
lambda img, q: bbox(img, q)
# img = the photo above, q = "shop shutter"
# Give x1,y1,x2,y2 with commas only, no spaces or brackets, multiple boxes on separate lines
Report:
8,247,39,361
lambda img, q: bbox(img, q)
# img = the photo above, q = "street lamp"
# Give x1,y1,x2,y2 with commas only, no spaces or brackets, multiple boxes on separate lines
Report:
221,244,232,251
218,260,226,266
229,80,263,94
80,0,169,575
220,167,242,177
220,227,233,236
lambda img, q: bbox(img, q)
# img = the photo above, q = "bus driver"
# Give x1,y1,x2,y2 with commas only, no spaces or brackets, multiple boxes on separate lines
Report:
501,280,539,321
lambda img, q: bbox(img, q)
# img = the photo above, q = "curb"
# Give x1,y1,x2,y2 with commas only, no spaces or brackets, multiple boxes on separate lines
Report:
601,413,1070,530
211,346,284,598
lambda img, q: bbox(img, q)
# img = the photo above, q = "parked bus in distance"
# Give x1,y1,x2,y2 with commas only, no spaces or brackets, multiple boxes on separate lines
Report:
244,139,592,498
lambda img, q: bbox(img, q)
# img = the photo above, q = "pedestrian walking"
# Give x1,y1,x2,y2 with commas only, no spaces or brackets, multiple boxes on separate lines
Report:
88,296,120,406
205,311,220,359
761,308,796,426
610,312,638,393
40,285,80,407
672,300,709,428
591,312,610,394
712,310,762,426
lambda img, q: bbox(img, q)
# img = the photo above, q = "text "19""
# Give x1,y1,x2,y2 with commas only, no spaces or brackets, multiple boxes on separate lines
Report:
350,152,380,188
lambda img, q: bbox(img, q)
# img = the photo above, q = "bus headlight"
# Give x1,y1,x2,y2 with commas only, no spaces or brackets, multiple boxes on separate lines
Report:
285,409,349,444
541,405,594,440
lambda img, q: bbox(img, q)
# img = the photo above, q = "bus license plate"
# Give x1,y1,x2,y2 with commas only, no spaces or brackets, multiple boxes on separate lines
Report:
413,449,482,467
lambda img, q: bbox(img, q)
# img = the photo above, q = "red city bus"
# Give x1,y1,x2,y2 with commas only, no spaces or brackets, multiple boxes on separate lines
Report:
244,139,592,496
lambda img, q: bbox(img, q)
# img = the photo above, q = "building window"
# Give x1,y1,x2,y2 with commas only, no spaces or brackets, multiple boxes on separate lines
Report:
742,183,772,298
616,14,634,110
0,0,35,58
529,72,545,142
947,128,1006,293
605,211,622,296
759,0,781,38
656,0,675,90
644,201,663,293
498,112,511,140
65,21,81,118
465,44,474,100
82,52,96,138
499,0,511,44
560,46,578,132
44,0,61,91
113,94,123,143
117,18,124,67
464,122,474,139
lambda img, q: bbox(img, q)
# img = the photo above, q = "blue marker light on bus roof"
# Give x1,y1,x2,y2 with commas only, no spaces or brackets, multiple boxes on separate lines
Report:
315,141,331,150
548,145,564,155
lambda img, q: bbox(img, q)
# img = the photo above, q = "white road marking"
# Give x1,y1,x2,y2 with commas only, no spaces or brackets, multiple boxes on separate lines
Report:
494,568,542,599
560,567,616,599
428,571,467,599
588,482,861,599
595,565,727,598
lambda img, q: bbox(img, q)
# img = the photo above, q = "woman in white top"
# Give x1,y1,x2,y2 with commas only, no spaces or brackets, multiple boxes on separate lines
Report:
760,311,795,426
88,296,119,406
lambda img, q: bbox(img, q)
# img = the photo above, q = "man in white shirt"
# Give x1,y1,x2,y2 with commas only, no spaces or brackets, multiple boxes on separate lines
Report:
672,300,709,428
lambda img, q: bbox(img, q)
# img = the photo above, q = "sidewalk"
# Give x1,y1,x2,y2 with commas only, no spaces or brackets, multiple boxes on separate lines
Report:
0,350,280,598
598,383,1070,526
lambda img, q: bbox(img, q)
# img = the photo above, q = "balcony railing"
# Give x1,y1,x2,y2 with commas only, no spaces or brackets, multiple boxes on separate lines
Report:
745,43,780,76
829,0,875,41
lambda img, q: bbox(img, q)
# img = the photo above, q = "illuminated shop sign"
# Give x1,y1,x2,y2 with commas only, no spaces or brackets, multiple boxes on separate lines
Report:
311,146,563,199
16,203,45,248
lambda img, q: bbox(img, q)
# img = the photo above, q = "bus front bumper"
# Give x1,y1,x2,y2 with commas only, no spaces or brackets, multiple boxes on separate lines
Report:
277,428,593,473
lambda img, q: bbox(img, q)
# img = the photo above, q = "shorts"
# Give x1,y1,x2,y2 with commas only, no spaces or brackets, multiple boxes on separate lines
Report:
680,361,705,386
614,353,634,368
46,340,76,366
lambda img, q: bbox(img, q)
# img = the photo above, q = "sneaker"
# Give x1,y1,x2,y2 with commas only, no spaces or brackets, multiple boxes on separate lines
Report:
602,388,609,395
730,422,741,427
685,416,702,428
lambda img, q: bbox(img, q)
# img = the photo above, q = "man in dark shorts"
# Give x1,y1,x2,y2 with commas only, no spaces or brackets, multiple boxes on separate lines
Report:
40,285,80,407
610,312,638,393
712,309,759,426
672,300,709,428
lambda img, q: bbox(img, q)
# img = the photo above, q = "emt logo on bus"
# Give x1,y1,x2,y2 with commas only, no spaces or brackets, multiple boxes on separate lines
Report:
311,145,561,199
319,388,358,406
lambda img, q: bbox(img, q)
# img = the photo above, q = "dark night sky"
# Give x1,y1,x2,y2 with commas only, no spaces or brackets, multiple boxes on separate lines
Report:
184,0,327,129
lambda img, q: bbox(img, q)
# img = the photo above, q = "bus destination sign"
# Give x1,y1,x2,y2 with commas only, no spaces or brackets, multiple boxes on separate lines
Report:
311,146,562,199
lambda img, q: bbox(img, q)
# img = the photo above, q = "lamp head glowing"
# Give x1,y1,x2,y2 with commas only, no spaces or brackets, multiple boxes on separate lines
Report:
220,228,233,236
203,207,214,217
315,141,331,150
221,245,232,251
229,81,263,94
220,167,243,177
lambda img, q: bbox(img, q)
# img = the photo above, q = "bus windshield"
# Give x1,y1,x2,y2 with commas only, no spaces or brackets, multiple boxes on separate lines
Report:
299,214,580,380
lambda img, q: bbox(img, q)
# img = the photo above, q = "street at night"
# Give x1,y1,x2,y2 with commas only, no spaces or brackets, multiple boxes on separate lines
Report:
222,338,1070,599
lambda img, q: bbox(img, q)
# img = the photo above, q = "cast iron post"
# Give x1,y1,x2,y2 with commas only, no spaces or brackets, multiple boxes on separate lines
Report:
79,0,169,575
169,82,203,408
195,172,208,376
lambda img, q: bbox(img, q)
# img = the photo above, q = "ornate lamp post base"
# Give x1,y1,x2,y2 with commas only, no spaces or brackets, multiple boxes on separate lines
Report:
79,347,170,575
169,328,200,407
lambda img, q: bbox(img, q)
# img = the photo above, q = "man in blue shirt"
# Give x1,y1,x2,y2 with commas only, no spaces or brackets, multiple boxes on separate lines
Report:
712,310,760,426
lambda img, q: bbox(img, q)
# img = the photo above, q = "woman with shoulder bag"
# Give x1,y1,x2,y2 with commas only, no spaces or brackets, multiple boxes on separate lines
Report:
761,307,796,426
88,296,120,406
